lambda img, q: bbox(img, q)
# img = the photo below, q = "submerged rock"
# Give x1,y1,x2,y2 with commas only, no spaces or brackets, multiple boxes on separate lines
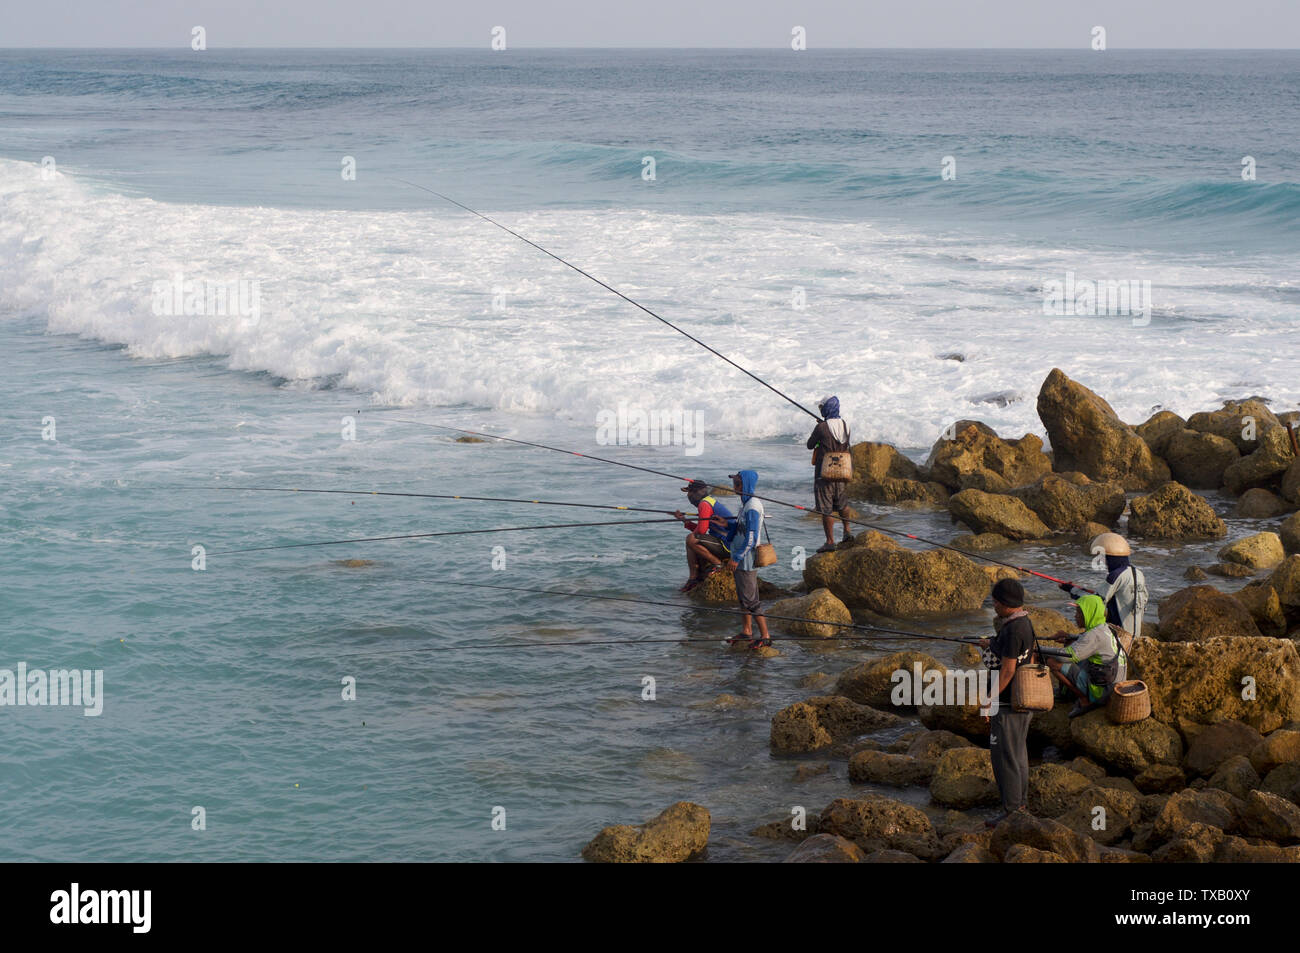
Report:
834,651,947,710
581,801,710,863
1127,482,1227,539
768,587,853,639
769,695,903,754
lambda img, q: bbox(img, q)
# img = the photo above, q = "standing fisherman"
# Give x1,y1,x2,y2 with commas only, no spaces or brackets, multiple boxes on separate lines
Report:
724,470,772,649
807,396,854,553
979,579,1036,826
1060,533,1149,638
671,480,736,593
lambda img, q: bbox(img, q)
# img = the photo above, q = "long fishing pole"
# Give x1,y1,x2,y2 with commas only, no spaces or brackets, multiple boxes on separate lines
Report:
430,578,985,645
357,412,1091,591
206,517,677,556
390,177,823,422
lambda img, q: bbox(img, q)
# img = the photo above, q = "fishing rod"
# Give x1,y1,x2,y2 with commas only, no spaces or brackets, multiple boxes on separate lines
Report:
390,177,823,422
430,578,986,646
357,412,1091,591
205,517,677,556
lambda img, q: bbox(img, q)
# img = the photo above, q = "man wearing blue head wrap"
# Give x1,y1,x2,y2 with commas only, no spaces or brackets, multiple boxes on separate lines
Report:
807,395,853,553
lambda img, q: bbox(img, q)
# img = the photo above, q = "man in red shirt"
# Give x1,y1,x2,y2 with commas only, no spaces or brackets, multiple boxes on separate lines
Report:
671,480,736,592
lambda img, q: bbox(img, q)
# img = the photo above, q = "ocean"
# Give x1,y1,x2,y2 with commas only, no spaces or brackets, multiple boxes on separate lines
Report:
1,48,1297,861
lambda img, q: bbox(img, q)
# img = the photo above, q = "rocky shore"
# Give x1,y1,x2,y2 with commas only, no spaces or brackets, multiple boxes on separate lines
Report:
582,369,1300,863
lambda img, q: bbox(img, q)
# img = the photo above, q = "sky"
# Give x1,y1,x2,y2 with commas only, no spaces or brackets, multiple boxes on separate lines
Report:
3,0,1298,48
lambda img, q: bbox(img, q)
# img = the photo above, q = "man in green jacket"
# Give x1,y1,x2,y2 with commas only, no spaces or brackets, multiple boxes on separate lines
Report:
1044,593,1128,718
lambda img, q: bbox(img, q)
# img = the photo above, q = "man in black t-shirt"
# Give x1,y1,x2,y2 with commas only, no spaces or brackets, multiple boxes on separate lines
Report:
979,578,1036,826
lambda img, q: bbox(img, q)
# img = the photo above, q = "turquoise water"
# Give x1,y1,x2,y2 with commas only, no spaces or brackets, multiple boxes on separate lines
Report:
2,49,1297,861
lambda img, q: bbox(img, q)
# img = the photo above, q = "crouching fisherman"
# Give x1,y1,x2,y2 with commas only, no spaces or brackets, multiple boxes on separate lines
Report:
1045,593,1128,718
1060,532,1149,638
725,469,772,649
978,579,1036,827
671,479,736,593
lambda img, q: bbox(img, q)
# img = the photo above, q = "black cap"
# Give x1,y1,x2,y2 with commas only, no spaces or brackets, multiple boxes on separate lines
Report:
681,480,709,494
991,578,1025,608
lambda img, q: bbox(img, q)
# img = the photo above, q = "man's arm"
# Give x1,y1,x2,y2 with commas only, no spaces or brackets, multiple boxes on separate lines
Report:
997,657,1018,694
806,424,823,451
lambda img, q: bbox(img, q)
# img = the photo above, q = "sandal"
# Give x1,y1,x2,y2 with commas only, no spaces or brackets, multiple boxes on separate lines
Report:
699,563,723,580
815,543,836,554
748,637,773,649
725,634,753,646
679,578,698,593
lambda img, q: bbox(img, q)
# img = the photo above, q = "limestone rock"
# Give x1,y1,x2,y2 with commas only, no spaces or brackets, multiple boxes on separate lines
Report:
941,842,997,863
847,441,920,489
858,477,952,508
1249,729,1300,775
1235,790,1300,844
1207,755,1262,801
1280,512,1300,556
1068,709,1183,775
929,747,999,809
581,801,710,863
1128,482,1227,540
1206,562,1256,578
1152,789,1241,842
1183,721,1265,776
1130,635,1300,734
1234,583,1288,637
1262,763,1300,804
862,849,925,863
1010,473,1126,531
1134,763,1186,794
1219,532,1285,570
906,729,975,762
989,811,1102,863
769,695,903,754
1036,368,1170,490
1162,429,1240,489
1004,844,1066,862
1224,425,1295,495
1283,457,1300,505
1157,585,1263,642
768,587,853,639
1078,521,1114,553
1267,555,1300,621
848,749,934,787
919,699,990,741
802,544,988,618
1184,566,1209,581
1232,489,1289,520
949,532,1015,551
689,568,785,605
925,423,1053,492
1027,763,1095,817
816,794,940,856
1135,410,1188,457
1187,399,1280,453
948,488,1052,540
782,833,866,863
835,651,947,710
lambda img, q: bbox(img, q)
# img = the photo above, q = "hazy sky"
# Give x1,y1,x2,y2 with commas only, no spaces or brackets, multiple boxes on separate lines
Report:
3,0,1298,48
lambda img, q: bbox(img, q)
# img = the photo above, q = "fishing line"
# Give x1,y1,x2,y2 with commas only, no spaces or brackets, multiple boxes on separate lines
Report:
390,177,823,422
205,517,678,556
357,412,1093,592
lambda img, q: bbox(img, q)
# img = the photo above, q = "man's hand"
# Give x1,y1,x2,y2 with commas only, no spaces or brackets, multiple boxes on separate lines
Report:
1058,582,1074,594
673,509,685,521
978,638,991,649
727,559,738,571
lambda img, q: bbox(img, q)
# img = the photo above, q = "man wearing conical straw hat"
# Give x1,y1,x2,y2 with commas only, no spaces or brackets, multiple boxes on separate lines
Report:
1060,533,1149,639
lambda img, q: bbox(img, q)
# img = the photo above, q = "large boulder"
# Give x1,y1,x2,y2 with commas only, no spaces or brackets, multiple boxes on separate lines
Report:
1232,489,1289,519
928,747,999,808
581,802,710,863
858,478,951,508
817,795,941,857
1249,729,1300,775
1057,785,1143,846
1135,410,1188,457
1152,789,1241,842
1267,555,1300,621
1280,512,1300,556
802,545,988,618
768,588,853,639
924,423,1053,492
1187,399,1280,453
1233,583,1288,638
1027,763,1095,817
919,700,991,741
1262,763,1300,803
1157,585,1264,642
769,695,904,754
688,568,785,605
782,833,866,863
1182,721,1266,777
1129,636,1300,734
1036,368,1171,490
1009,473,1126,531
948,488,1052,540
847,441,920,489
1283,457,1300,505
1068,709,1184,775
1127,482,1227,540
988,812,1102,863
1224,425,1296,495
1207,755,1262,800
1219,532,1286,570
906,729,976,761
1161,428,1240,489
835,651,947,710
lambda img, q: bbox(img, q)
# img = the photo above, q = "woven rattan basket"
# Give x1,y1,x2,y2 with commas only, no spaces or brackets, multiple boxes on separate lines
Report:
1107,679,1151,724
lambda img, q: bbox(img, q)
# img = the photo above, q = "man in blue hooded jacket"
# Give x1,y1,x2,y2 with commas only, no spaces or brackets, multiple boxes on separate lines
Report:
806,395,853,553
725,469,771,648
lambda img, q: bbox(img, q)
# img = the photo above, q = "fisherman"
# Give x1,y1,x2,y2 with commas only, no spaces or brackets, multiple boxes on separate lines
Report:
724,470,772,648
978,578,1036,827
1044,593,1128,718
671,479,736,593
1059,533,1149,638
806,395,854,553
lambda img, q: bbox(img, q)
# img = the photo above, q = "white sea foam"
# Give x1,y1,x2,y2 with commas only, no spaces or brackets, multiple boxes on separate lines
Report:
3,158,1297,447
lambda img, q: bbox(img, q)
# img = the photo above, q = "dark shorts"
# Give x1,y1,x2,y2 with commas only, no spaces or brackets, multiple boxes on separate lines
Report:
694,535,730,560
814,476,848,515
734,569,762,615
